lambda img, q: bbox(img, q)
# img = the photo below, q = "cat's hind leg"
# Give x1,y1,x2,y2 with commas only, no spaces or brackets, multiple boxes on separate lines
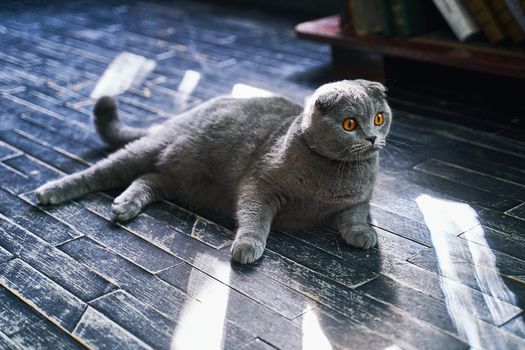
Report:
112,173,169,221
36,138,161,205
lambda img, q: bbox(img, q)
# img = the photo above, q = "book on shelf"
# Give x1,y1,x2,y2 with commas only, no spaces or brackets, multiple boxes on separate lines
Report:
505,0,525,35
465,0,508,44
339,0,524,47
488,0,525,43
433,0,481,41
380,0,396,36
340,0,355,34
389,0,441,36
351,0,383,35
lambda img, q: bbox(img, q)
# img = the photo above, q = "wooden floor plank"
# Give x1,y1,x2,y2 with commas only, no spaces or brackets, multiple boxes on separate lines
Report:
9,319,86,350
409,247,525,308
395,111,525,156
0,128,87,175
0,178,82,246
391,120,525,172
296,306,407,350
58,237,193,320
157,265,307,349
0,246,13,265
375,169,519,217
460,225,525,262
477,207,525,241
502,315,525,339
508,204,525,221
83,192,233,249
235,248,467,350
0,163,34,196
0,259,86,332
21,194,182,274
267,232,378,288
238,338,278,350
289,226,427,263
410,229,525,277
61,237,303,350
73,307,152,350
276,226,523,327
81,193,319,320
357,276,525,348
0,331,23,350
415,159,525,201
0,218,115,302
0,142,20,161
0,287,47,336
90,290,254,350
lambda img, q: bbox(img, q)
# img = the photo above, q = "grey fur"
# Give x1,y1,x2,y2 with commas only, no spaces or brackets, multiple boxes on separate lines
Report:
35,79,392,264
94,96,150,149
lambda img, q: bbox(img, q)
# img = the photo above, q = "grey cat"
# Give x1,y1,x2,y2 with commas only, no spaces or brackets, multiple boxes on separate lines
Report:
35,79,392,264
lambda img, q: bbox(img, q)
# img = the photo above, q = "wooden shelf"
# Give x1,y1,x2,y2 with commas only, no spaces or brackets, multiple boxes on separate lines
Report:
295,15,525,79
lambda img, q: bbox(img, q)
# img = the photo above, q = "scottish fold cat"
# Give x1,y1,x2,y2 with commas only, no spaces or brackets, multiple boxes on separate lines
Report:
36,79,392,263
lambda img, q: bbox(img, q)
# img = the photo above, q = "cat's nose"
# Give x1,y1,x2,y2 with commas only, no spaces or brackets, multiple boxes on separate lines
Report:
366,136,377,145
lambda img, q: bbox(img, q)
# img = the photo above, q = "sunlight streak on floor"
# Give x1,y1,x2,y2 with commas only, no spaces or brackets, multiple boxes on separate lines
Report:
383,345,403,350
417,194,524,349
301,309,332,350
230,83,274,98
170,254,231,350
90,52,156,98
415,195,479,235
465,227,523,327
177,70,201,96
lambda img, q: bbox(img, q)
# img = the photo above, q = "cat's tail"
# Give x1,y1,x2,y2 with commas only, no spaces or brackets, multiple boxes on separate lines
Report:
93,96,150,149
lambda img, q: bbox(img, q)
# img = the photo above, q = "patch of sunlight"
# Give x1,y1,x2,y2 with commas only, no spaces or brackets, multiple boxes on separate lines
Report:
177,70,201,95
301,309,332,350
383,345,403,350
90,52,156,99
416,194,524,349
415,195,478,235
230,83,274,98
171,254,231,350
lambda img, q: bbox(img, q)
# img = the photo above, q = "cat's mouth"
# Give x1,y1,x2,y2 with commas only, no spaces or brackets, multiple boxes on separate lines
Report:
342,143,384,160
351,143,383,155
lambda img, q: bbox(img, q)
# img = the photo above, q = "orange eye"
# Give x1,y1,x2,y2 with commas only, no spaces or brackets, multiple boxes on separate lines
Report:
374,112,385,126
342,117,357,131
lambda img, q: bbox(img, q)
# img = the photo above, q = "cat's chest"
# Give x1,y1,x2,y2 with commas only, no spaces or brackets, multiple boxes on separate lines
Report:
284,162,376,206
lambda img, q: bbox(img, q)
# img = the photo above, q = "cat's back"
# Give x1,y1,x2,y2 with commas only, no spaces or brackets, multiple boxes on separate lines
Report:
161,95,302,164
173,95,302,133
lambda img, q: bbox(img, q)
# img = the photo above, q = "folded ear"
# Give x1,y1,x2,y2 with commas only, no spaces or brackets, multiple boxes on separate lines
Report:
354,79,387,98
315,91,340,113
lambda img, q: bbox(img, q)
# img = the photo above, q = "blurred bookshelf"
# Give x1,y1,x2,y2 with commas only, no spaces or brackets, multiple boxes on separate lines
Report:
295,15,525,79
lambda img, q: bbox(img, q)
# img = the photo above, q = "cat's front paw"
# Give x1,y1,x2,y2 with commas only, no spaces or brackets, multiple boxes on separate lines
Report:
35,181,69,205
112,195,142,221
231,236,265,264
340,224,377,249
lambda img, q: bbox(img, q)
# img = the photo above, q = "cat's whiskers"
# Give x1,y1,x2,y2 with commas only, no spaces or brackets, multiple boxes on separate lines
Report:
382,147,395,160
336,160,345,183
386,143,410,158
388,138,417,150
335,144,357,159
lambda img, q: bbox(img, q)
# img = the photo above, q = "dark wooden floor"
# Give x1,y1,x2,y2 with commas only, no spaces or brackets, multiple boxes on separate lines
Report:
1,0,525,349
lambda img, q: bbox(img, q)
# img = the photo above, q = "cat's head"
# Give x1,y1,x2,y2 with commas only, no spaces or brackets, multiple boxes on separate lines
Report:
301,79,392,161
